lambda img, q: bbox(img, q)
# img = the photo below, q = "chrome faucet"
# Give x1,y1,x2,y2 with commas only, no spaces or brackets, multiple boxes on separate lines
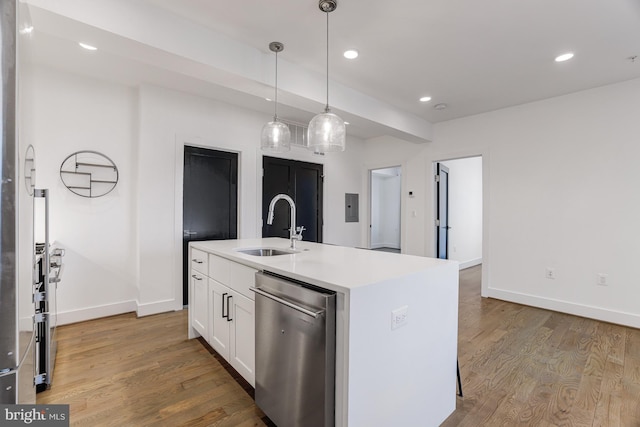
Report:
267,193,305,249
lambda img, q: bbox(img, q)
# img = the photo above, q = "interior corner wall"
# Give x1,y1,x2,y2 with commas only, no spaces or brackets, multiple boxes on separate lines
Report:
136,84,366,315
23,70,366,322
431,78,640,328
362,78,640,328
440,157,482,269
21,65,138,324
361,137,428,255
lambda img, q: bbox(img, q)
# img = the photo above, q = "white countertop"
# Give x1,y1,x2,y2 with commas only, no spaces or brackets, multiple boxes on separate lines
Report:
191,238,455,293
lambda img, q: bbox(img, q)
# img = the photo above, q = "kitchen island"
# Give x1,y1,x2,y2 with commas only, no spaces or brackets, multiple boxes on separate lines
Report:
189,238,459,427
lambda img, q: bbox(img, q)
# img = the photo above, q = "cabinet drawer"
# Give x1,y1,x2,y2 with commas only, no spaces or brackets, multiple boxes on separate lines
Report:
190,248,208,274
209,254,231,286
230,262,258,300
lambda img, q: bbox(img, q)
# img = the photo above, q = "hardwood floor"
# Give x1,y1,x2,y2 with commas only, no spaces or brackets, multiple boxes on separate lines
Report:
37,311,268,426
38,266,640,426
442,265,640,427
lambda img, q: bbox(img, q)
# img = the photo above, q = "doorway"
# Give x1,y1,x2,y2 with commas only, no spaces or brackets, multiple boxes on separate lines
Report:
436,163,450,259
183,146,238,305
370,167,401,252
434,156,483,268
262,156,323,243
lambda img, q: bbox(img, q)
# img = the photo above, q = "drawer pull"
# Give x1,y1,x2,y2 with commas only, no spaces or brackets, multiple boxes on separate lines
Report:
222,293,229,319
192,259,204,264
192,274,203,281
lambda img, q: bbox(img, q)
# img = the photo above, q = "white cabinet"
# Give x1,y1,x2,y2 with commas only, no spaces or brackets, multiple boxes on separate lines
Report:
209,279,255,386
189,246,257,387
228,289,255,385
209,279,230,357
189,248,209,340
191,272,208,338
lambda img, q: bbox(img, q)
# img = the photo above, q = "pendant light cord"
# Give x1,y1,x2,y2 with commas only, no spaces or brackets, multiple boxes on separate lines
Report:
325,11,330,113
274,49,279,120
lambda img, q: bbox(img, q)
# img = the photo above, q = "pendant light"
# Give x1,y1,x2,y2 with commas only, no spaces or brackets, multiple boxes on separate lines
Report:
307,0,346,153
261,41,291,152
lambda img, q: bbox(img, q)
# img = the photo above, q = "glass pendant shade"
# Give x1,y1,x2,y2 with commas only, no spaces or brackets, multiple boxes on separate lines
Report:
261,119,291,152
307,109,345,152
308,0,345,153
261,41,290,152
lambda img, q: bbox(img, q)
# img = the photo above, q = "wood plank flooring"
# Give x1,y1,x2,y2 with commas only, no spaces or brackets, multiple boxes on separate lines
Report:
442,266,640,427
38,265,640,426
37,311,268,426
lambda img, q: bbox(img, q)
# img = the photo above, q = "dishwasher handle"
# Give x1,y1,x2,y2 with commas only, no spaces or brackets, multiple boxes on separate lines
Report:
250,286,324,318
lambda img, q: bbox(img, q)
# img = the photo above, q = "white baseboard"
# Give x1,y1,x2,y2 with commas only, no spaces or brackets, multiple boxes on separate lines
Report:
136,298,182,317
487,287,640,329
57,300,137,326
371,243,401,249
459,258,482,270
55,299,183,326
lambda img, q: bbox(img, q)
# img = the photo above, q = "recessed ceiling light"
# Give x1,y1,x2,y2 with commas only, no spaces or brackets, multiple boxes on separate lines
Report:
419,96,432,103
434,103,448,110
344,121,350,125
79,42,97,51
20,25,34,35
343,49,358,59
265,97,272,102
554,52,574,62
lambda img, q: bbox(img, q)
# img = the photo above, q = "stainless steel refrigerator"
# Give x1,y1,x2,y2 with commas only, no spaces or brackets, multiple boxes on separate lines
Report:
0,0,37,404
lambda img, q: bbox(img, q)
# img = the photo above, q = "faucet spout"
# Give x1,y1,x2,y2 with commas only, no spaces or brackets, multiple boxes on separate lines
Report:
267,194,304,249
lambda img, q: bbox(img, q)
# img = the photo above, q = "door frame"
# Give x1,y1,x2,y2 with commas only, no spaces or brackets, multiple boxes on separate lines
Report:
261,156,324,243
369,166,402,251
363,163,405,251
435,163,450,259
428,151,488,297
257,151,328,243
173,136,242,309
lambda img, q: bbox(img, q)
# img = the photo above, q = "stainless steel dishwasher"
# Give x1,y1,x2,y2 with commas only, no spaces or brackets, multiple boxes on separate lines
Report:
252,272,336,427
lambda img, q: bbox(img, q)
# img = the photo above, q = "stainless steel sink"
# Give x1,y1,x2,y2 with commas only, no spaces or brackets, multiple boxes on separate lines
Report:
235,247,298,256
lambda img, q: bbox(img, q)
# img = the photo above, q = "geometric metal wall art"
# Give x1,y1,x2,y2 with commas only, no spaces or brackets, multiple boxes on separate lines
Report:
59,150,119,198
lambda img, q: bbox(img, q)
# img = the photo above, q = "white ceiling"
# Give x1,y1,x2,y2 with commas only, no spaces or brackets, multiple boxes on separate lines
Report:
22,0,640,141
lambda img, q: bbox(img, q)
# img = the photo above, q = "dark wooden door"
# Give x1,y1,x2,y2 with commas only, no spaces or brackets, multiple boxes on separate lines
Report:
262,156,323,242
436,163,450,259
183,146,238,304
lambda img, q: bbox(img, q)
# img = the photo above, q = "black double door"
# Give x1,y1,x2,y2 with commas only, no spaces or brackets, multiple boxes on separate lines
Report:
262,156,323,243
183,146,238,305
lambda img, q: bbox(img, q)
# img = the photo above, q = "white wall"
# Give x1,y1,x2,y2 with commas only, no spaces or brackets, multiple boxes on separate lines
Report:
364,77,640,328
440,157,482,268
137,85,366,314
360,138,427,255
22,66,139,323
22,64,366,321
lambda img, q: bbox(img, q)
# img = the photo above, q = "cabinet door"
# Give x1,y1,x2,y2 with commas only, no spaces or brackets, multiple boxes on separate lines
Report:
209,279,231,359
229,291,255,387
191,271,208,338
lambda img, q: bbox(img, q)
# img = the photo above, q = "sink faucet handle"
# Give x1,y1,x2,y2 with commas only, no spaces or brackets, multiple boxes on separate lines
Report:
293,226,305,240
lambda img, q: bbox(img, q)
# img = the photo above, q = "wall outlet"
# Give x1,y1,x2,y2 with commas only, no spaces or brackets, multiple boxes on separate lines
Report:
597,273,608,286
545,268,556,280
391,306,408,330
